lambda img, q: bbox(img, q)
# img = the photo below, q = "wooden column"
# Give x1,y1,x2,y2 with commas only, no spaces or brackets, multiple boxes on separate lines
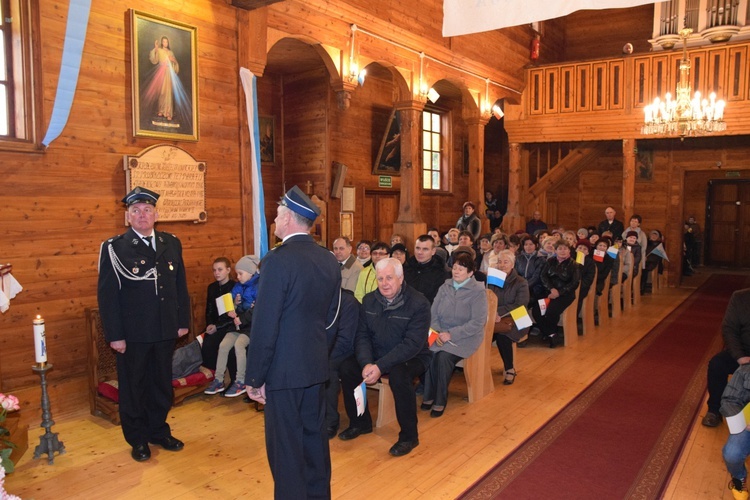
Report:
622,138,636,218
466,116,489,232
392,101,427,247
504,142,524,233
237,7,268,255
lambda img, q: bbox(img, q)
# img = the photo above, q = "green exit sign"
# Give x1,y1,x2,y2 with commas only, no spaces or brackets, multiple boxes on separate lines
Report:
726,171,741,178
378,176,392,188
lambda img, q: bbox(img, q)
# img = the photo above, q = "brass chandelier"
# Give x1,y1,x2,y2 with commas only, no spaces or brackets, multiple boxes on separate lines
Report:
641,28,726,137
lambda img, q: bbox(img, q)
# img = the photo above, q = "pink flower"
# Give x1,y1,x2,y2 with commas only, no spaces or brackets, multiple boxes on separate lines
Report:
0,394,19,412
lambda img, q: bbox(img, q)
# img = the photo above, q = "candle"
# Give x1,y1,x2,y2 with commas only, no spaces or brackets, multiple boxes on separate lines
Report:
33,314,47,364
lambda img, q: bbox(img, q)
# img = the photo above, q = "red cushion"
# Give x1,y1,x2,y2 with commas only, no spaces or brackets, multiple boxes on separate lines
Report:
98,380,119,403
172,366,214,388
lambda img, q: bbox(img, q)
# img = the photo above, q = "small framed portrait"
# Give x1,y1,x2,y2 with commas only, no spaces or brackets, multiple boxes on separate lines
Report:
259,116,275,164
636,148,654,182
130,10,198,141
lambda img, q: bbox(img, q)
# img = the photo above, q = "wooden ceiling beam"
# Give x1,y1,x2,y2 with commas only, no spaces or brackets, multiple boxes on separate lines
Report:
231,0,285,11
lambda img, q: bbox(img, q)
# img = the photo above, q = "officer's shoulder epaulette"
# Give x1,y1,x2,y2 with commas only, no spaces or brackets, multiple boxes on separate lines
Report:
105,234,124,244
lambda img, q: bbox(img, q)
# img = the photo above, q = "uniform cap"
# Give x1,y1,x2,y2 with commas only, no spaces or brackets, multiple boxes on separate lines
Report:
123,186,160,206
279,185,320,220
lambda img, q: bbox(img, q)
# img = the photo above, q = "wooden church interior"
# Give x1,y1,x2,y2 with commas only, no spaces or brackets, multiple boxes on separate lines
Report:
2,0,750,497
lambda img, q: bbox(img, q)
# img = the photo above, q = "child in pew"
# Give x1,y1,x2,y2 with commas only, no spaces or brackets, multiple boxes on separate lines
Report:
204,255,260,397
202,257,237,375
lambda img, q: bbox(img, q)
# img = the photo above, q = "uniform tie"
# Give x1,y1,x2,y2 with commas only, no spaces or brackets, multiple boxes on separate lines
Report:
143,235,154,251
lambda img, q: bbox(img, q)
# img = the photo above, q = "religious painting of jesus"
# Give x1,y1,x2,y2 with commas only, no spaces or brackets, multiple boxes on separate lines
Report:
131,10,198,141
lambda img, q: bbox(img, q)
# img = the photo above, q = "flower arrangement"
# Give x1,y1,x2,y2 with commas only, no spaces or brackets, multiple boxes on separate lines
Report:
0,393,20,474
0,463,21,500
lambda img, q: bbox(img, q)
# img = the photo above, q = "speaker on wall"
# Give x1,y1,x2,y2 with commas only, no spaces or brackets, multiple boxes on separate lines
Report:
331,161,347,198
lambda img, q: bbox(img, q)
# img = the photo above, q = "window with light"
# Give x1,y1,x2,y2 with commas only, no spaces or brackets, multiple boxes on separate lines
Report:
422,110,442,190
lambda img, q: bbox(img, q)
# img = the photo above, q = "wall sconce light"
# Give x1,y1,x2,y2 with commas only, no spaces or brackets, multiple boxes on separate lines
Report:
492,104,504,120
426,87,440,103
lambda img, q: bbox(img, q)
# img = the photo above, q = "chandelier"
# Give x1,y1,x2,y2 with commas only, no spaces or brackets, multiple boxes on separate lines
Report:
641,28,726,137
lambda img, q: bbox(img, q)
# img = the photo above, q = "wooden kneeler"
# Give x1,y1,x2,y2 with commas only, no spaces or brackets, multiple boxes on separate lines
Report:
463,289,498,403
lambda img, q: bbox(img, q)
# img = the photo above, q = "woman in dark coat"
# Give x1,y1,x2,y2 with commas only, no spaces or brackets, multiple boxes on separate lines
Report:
515,235,544,300
533,241,581,348
490,249,530,385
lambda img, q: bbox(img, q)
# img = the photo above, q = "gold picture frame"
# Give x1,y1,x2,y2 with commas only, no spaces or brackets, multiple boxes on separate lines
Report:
130,10,198,141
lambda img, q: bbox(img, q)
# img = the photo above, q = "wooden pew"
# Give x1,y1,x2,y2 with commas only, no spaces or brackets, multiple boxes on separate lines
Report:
632,269,642,306
463,289,498,403
621,255,633,313
580,267,598,336
595,271,612,328
560,282,581,347
610,251,624,319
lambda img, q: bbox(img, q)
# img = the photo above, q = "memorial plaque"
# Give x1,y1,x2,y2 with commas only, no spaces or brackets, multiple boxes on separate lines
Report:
124,145,207,223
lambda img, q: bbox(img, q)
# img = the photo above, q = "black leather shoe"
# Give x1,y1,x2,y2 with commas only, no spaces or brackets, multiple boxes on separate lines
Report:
420,402,432,411
389,440,419,457
131,443,151,462
338,426,372,441
149,435,184,451
430,409,444,418
702,412,722,427
327,425,339,439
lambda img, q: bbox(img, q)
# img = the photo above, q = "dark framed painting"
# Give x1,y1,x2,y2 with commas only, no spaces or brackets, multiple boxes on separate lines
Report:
636,147,653,181
259,116,275,164
373,108,401,175
131,10,198,141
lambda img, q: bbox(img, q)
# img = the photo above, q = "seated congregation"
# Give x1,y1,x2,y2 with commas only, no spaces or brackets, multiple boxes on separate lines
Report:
88,202,668,459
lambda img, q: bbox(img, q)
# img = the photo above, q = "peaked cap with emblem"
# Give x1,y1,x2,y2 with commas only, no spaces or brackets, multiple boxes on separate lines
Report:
279,185,320,220
122,186,160,206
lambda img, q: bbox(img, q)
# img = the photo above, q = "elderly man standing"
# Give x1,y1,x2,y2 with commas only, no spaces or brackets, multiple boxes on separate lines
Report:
525,210,548,235
338,258,432,457
246,186,341,499
597,206,625,238
97,186,190,462
333,236,363,293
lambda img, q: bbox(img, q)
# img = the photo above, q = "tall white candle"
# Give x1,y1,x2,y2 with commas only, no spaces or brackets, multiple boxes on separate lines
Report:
33,315,47,364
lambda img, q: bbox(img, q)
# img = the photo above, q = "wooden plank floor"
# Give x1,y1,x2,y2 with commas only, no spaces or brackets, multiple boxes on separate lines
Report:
4,273,738,499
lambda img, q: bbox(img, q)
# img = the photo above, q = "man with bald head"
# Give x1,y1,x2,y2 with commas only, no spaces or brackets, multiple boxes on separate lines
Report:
525,210,548,235
597,206,625,238
337,258,432,457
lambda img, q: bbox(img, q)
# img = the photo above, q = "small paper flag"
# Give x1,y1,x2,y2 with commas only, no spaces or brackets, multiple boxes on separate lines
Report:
487,267,507,288
354,381,367,416
216,293,235,315
593,249,605,262
649,243,670,261
606,246,619,259
538,298,550,316
428,327,440,347
576,251,585,265
510,305,533,329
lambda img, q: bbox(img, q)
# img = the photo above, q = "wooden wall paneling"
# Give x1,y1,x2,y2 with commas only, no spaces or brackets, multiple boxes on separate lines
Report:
633,57,650,108
576,64,591,112
608,60,624,110
727,45,747,101
530,69,544,115
560,65,575,113
690,50,707,95
706,47,727,96
592,62,608,111
563,4,654,60
651,55,669,104
544,68,559,114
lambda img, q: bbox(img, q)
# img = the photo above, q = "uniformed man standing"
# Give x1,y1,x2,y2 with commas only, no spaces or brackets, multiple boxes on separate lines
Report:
246,186,341,499
97,187,190,462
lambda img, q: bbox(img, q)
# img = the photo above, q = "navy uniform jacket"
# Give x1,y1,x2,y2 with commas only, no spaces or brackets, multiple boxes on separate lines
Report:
246,234,342,390
97,227,191,343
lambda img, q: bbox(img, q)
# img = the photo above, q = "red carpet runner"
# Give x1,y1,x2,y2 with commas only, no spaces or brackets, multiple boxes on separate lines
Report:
459,274,749,500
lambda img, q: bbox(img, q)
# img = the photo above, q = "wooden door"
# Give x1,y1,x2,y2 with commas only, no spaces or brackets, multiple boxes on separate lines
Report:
363,190,399,244
706,180,750,267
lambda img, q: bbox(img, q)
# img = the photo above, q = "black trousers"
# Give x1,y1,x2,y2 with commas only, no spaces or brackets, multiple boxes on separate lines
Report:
494,333,515,371
423,351,461,408
707,350,740,414
325,358,343,429
265,384,330,500
339,355,425,442
116,339,175,446
532,292,576,337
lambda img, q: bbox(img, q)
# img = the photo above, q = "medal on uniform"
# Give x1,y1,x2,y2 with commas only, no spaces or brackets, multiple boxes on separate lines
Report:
140,260,145,265
168,261,174,271
133,267,139,274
